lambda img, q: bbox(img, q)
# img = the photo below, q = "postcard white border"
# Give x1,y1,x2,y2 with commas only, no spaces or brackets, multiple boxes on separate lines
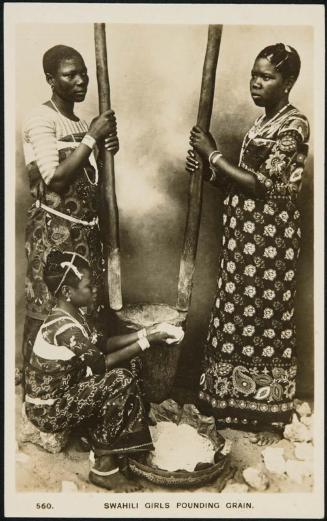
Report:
4,3,325,518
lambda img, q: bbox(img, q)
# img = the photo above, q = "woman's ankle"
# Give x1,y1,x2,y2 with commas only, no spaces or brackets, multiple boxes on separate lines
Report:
93,452,117,472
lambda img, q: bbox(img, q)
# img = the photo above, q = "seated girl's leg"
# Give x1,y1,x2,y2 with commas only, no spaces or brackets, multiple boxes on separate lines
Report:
26,368,153,491
89,451,144,492
85,367,153,491
128,356,152,420
26,368,152,445
88,367,153,454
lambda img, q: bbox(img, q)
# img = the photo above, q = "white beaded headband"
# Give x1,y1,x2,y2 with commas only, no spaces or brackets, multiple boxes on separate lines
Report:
54,251,90,296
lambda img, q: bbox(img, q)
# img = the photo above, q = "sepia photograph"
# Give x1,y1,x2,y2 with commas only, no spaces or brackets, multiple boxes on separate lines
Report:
4,3,324,518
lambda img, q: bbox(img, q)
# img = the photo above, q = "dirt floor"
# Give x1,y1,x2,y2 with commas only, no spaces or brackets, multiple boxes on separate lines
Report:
15,385,313,494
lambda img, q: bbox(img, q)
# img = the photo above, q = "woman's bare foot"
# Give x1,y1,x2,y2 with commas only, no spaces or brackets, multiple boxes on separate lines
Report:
89,469,142,492
249,431,281,446
89,453,142,492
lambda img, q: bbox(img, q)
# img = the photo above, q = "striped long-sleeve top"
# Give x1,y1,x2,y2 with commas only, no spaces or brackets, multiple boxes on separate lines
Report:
23,103,99,216
22,103,104,319
23,104,91,186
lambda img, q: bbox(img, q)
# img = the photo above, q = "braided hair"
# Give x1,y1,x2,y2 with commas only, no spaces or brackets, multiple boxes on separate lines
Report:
256,43,301,81
44,250,90,296
43,45,83,77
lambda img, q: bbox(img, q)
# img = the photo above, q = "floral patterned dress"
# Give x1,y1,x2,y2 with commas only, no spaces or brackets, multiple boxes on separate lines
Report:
199,105,310,430
24,308,153,454
22,104,106,361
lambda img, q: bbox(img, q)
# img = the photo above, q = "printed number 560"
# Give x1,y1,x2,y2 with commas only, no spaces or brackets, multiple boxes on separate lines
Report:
36,503,54,510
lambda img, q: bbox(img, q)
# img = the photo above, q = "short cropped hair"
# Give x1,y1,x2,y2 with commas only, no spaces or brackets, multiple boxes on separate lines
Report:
42,45,83,76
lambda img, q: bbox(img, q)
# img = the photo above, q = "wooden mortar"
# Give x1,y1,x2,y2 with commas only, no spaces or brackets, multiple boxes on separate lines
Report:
114,303,187,403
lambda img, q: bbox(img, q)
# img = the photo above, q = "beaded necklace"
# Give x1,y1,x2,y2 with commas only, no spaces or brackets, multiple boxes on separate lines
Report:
50,99,98,186
239,103,291,163
53,306,92,337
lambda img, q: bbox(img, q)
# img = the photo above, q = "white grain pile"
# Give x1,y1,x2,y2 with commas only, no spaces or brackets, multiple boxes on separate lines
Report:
149,421,215,472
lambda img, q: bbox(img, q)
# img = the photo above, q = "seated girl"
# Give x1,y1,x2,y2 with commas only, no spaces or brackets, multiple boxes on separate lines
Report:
24,250,179,491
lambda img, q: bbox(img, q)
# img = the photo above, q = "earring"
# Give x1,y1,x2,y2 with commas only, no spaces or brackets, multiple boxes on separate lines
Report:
284,89,289,93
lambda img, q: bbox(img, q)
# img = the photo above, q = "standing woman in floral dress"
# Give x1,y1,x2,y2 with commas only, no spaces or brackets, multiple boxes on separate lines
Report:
186,43,310,445
22,45,119,362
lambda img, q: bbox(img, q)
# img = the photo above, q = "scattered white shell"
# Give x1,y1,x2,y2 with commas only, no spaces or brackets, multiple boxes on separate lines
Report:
285,459,313,484
222,482,249,493
284,418,312,443
61,481,78,492
242,466,268,491
294,401,312,418
294,443,313,462
301,414,313,427
262,447,286,475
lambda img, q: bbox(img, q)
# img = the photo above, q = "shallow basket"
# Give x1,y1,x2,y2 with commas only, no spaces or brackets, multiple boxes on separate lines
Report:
127,400,231,488
128,453,229,488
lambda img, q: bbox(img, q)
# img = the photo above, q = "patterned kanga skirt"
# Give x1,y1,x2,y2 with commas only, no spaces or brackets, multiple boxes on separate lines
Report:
199,190,300,430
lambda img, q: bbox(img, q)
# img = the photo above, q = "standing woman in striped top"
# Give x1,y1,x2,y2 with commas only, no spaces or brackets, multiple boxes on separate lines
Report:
22,45,119,362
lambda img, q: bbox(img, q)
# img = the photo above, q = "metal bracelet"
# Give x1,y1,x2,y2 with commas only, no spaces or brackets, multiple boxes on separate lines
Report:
81,133,96,150
208,150,223,168
137,328,147,340
137,337,150,351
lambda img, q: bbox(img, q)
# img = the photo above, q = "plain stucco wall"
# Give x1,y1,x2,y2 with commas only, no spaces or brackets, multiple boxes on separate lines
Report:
15,24,314,396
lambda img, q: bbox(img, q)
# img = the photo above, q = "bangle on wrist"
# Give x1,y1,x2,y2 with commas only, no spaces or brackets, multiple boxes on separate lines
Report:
137,328,147,340
208,150,223,168
137,337,150,351
81,133,96,150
